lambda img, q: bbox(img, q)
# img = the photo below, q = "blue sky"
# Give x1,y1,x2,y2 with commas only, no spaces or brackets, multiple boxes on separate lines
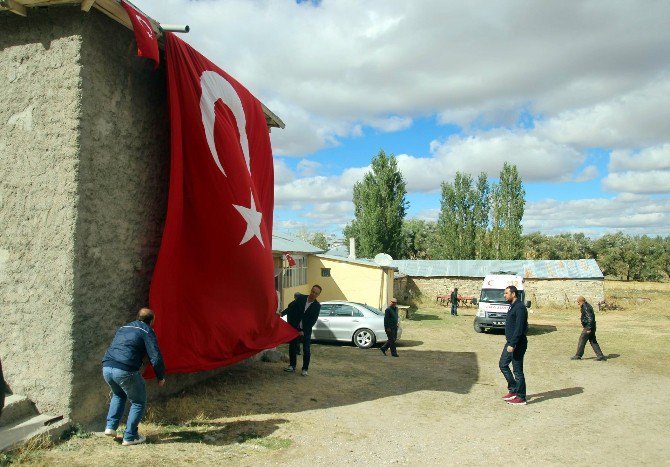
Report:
134,0,670,238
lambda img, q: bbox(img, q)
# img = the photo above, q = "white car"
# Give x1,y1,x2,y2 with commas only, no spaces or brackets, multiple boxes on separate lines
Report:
312,301,402,349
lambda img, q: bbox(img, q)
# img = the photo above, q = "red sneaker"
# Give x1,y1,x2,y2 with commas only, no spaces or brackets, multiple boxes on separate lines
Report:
502,392,517,400
506,396,527,405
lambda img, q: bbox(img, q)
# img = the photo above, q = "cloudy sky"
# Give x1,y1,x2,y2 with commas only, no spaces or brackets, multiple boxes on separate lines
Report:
134,0,670,237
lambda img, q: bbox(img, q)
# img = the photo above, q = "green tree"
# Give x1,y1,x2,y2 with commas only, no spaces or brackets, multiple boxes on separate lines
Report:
401,219,438,259
309,232,329,250
435,172,489,259
490,163,525,259
344,149,408,258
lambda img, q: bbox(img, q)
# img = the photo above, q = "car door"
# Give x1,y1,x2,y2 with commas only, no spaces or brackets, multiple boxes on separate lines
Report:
312,304,334,340
328,304,359,340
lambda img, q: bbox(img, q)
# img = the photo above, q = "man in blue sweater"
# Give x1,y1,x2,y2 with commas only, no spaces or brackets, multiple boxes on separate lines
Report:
499,285,528,405
102,308,166,445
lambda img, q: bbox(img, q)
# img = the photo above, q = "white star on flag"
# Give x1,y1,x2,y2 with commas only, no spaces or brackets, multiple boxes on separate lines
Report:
233,190,264,247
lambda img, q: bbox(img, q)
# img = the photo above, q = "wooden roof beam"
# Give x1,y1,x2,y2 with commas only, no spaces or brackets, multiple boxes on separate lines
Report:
81,0,96,12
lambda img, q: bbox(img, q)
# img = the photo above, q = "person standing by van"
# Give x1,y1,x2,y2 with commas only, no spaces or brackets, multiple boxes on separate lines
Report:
499,285,528,405
450,287,459,316
571,296,606,361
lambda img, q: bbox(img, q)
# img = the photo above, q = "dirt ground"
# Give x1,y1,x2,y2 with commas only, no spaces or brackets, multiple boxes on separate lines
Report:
14,281,670,465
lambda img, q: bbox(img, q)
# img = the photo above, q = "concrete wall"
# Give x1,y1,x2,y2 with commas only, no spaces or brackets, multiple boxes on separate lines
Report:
309,256,393,310
1,7,235,426
395,276,604,308
69,7,170,424
0,8,83,418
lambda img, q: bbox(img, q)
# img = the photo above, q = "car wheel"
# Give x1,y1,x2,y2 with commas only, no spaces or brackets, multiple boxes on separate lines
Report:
353,328,376,349
474,321,483,333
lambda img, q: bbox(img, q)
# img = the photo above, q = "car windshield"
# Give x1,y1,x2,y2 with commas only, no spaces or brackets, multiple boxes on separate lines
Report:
359,303,383,315
479,289,525,304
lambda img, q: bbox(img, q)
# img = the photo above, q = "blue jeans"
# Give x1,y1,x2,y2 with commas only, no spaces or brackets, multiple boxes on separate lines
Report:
451,303,458,315
499,337,527,400
102,366,147,441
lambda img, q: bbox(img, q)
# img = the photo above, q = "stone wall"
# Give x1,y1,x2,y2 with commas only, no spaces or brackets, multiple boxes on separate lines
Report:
395,276,605,308
0,8,83,418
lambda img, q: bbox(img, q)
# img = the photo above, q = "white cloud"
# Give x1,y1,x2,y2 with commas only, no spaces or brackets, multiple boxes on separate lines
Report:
609,144,670,172
602,170,670,194
398,131,584,192
135,0,670,155
297,159,321,177
574,165,598,183
536,79,670,149
524,195,670,235
273,158,295,185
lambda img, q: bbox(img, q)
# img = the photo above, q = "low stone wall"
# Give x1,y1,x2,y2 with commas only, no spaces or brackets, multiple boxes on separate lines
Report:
394,276,604,308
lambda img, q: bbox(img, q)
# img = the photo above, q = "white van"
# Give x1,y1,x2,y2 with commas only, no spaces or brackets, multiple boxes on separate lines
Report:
473,274,530,333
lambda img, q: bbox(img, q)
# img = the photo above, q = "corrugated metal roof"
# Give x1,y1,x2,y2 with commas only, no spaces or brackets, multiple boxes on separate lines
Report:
391,259,603,279
316,254,396,270
272,233,324,254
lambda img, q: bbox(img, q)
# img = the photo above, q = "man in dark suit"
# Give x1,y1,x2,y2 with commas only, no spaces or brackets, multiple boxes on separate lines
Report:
499,285,528,405
380,298,400,357
278,285,322,376
571,296,606,361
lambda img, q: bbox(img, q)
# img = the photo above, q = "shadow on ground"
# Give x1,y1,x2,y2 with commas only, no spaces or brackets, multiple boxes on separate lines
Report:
148,419,289,446
150,346,479,422
527,387,584,404
408,313,442,321
527,324,558,336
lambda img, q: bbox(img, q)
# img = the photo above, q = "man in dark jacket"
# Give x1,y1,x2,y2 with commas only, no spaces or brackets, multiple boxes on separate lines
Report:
102,308,165,446
279,285,322,376
572,296,606,361
380,298,400,357
499,286,528,405
450,288,459,316
0,357,11,419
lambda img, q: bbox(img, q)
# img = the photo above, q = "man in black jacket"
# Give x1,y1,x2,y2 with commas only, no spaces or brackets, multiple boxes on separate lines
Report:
499,285,528,405
101,308,165,445
380,298,400,357
279,285,322,376
572,296,606,361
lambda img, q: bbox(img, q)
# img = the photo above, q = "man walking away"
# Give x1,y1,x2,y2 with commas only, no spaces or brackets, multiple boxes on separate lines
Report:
499,286,528,405
380,298,400,357
102,308,166,445
450,287,459,316
278,285,322,376
571,296,606,361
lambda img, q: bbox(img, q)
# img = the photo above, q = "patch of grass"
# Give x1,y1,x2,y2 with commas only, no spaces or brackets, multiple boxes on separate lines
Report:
60,424,91,441
248,436,292,450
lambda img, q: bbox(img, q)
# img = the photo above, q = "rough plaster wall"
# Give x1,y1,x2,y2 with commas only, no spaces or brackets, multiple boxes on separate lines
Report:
0,9,82,416
394,277,604,308
70,8,170,424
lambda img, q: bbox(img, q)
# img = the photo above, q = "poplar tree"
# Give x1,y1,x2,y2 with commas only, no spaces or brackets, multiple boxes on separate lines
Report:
344,149,408,258
436,172,489,259
490,163,525,259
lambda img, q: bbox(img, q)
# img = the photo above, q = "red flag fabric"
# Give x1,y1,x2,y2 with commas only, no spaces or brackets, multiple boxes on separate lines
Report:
148,33,298,375
121,0,160,69
284,252,296,267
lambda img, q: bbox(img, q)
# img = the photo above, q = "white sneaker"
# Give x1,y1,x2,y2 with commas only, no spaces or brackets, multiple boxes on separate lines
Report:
104,428,117,437
283,366,295,372
301,369,308,376
122,435,146,446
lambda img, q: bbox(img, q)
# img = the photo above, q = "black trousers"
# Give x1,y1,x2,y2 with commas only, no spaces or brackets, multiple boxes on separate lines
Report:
381,327,398,356
576,326,604,358
289,332,312,370
499,337,527,400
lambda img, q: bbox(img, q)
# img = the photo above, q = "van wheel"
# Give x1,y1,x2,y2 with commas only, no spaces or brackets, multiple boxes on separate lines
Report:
474,321,483,333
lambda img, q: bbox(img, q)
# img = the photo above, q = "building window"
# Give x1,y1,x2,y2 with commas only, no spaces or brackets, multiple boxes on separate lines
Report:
283,255,307,288
321,268,331,277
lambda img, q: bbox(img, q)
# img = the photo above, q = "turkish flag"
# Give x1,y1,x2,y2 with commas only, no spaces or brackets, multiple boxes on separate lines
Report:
148,33,298,375
121,0,160,69
284,253,296,267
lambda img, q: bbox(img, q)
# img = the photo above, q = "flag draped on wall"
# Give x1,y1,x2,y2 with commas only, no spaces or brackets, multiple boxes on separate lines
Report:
121,0,160,68
148,33,297,375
